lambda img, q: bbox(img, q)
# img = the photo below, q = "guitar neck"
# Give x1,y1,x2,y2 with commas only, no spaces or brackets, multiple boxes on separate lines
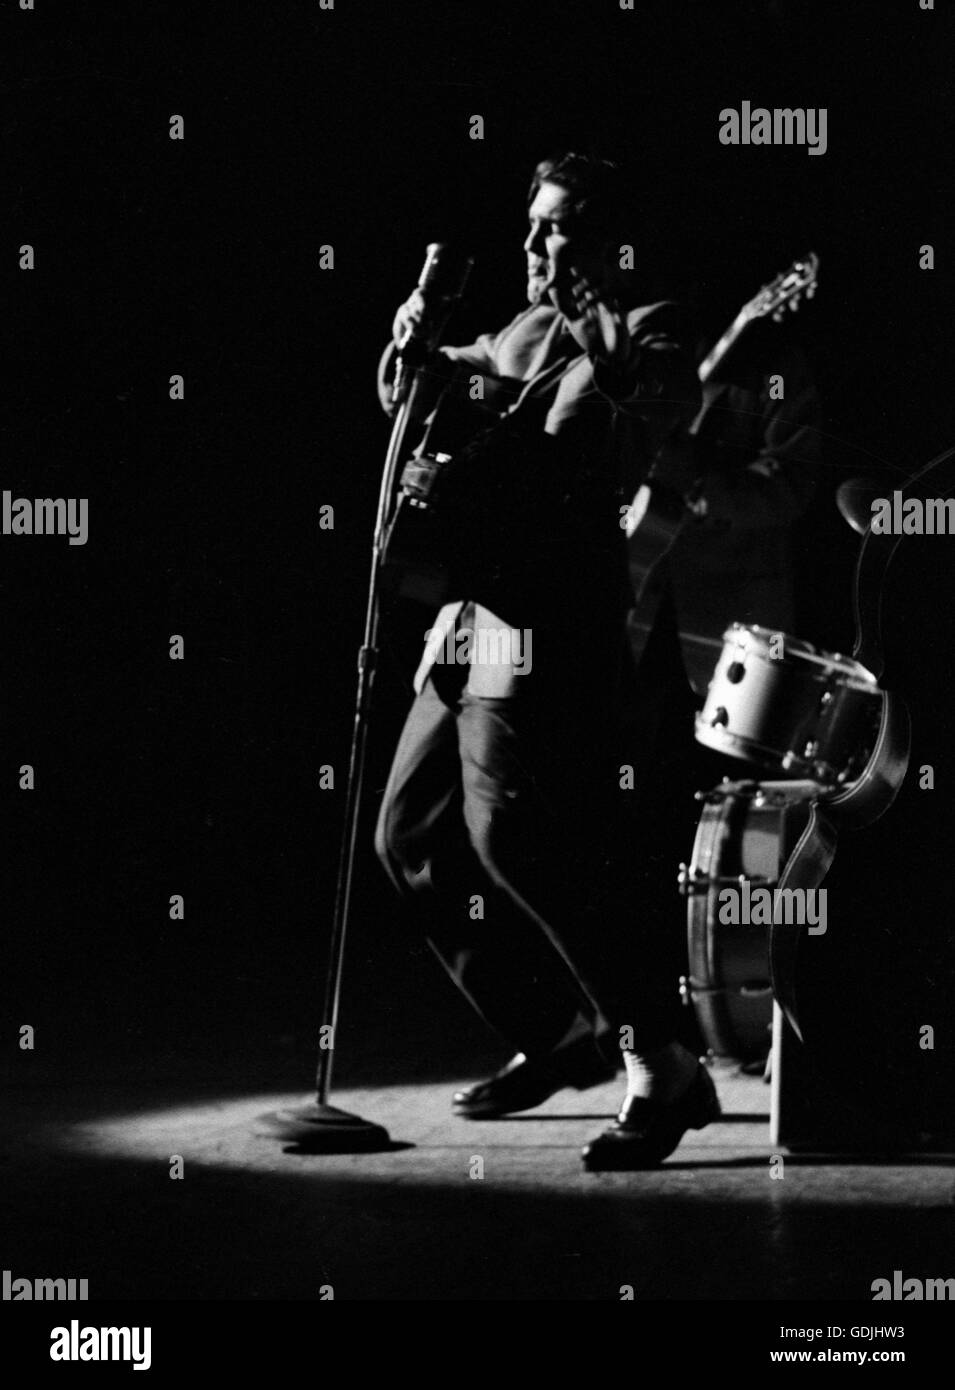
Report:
697,310,750,384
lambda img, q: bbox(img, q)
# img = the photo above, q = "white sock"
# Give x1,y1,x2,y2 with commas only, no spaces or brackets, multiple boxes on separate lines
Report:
622,1042,698,1105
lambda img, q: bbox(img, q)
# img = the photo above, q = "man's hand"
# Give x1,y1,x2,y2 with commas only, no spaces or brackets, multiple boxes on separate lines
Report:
550,256,632,372
392,289,434,350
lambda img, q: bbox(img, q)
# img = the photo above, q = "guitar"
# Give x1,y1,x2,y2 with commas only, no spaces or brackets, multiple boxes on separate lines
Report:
625,252,820,602
382,254,820,607
697,252,819,386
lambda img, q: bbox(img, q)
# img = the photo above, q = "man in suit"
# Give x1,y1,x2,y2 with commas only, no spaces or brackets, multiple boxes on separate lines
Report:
374,152,727,1170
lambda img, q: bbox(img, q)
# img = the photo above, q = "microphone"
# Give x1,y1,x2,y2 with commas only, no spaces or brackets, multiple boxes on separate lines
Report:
392,242,474,405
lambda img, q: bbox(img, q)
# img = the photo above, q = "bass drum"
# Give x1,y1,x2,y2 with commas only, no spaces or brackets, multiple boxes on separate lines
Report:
679,779,819,1063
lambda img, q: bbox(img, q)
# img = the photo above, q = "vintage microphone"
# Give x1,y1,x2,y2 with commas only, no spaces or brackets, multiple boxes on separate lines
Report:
391,243,475,405
262,244,473,1151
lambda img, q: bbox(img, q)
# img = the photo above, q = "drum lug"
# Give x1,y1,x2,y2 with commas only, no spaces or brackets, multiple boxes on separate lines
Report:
678,865,775,896
680,974,773,1001
678,862,696,894
693,778,759,805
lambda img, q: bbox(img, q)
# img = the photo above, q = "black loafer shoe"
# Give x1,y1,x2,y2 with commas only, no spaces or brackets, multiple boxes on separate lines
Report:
453,1042,617,1119
581,1062,721,1170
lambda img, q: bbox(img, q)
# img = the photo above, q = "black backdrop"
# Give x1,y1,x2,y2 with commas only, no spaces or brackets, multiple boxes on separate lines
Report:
6,0,954,1092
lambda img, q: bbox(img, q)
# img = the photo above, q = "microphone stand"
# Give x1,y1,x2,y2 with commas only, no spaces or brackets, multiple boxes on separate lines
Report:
262,363,427,1151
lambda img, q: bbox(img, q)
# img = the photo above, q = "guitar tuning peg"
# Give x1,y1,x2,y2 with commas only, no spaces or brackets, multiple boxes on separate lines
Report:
791,297,800,311
806,284,816,299
772,309,784,322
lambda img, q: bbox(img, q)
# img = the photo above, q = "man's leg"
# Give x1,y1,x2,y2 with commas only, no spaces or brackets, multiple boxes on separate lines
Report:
375,677,600,1060
454,610,720,1166
456,687,681,1050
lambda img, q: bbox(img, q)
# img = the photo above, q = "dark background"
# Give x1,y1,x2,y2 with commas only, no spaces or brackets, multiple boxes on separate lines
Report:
5,1,953,1103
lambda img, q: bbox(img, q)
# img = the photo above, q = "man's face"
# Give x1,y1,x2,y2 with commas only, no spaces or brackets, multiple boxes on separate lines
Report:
523,180,609,310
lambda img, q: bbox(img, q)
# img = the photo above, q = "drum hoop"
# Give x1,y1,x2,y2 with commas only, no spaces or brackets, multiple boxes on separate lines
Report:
694,722,822,774
721,623,879,690
685,782,813,1063
686,798,730,1046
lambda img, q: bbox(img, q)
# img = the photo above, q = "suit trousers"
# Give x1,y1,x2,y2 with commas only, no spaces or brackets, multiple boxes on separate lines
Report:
374,596,699,1058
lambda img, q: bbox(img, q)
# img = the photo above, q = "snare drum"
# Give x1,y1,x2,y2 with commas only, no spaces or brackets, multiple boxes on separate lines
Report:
696,624,883,786
679,779,818,1062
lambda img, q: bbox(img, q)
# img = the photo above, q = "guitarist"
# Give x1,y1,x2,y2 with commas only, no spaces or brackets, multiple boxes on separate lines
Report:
629,327,822,701
374,151,730,1172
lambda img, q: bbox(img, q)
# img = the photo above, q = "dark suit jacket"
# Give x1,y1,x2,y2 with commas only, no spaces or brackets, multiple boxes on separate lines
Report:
627,343,821,696
378,300,702,697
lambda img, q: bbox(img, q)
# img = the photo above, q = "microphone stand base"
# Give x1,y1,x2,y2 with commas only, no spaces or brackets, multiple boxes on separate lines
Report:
258,1101,391,1152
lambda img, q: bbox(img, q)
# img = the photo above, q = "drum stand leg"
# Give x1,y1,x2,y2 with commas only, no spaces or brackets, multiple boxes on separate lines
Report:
260,375,427,1152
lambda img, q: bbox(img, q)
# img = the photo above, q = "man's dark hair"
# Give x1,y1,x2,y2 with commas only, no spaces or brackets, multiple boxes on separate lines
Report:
527,152,626,241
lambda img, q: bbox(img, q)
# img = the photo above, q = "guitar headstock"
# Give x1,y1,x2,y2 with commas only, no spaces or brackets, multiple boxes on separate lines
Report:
745,252,819,325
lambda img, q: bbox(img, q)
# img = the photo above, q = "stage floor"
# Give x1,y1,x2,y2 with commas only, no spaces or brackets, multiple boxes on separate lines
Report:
3,1066,953,1300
